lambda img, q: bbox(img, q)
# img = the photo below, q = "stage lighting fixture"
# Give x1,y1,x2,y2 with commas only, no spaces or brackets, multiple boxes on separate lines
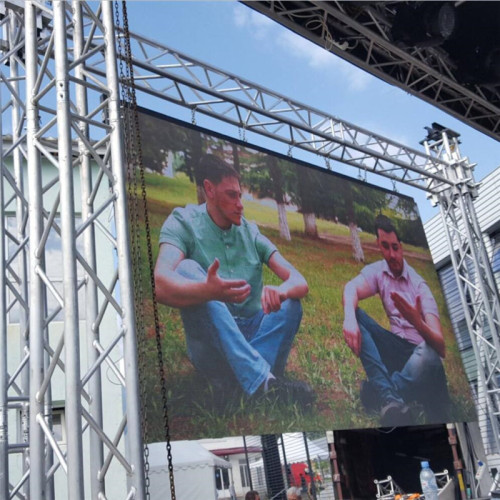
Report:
420,123,460,145
390,2,457,48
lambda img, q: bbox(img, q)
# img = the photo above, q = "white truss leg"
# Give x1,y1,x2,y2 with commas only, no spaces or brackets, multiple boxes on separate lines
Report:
424,131,500,461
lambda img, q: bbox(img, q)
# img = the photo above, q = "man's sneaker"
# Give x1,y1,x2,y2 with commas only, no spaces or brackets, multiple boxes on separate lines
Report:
359,380,381,414
266,376,316,408
380,399,411,427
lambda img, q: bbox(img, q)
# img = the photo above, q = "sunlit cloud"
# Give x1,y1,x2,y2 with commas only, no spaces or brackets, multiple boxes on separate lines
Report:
276,30,372,91
233,4,274,39
233,4,372,91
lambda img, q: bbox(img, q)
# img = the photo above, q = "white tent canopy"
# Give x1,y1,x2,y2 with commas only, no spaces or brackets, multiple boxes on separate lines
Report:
148,441,231,500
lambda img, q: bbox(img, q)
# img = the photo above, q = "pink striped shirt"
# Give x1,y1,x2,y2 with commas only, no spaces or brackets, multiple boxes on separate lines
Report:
361,259,439,345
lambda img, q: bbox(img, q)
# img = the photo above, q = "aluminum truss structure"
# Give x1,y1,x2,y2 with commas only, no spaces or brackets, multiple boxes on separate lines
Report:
0,1,499,499
0,1,144,499
244,1,500,143
423,133,500,457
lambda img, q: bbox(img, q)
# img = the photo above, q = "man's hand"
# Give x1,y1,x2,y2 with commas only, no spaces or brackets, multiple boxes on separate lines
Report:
261,285,287,314
205,258,251,303
391,291,446,357
391,292,424,330
343,317,361,357
342,275,373,357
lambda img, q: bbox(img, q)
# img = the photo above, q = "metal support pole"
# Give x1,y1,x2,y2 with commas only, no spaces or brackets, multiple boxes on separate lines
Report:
25,1,46,497
9,9,31,496
280,434,290,488
327,431,343,500
447,424,467,500
0,78,9,500
72,1,105,497
101,3,146,497
303,432,317,500
243,435,253,491
53,2,85,497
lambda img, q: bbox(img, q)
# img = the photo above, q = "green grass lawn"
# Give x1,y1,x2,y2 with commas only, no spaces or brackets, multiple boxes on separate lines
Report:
133,172,476,441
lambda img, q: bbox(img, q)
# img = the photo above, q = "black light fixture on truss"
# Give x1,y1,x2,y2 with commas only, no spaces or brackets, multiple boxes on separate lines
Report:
390,1,500,86
390,2,458,49
244,1,500,141
420,122,460,145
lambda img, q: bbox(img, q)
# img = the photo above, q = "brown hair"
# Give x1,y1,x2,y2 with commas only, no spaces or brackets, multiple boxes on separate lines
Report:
374,214,400,242
245,491,260,500
200,154,240,185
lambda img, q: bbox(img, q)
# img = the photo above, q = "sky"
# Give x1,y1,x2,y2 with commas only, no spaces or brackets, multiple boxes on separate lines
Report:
124,1,500,222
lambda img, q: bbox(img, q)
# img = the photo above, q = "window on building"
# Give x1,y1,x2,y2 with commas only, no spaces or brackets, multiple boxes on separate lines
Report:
52,407,66,445
215,467,230,490
491,232,500,275
239,459,250,488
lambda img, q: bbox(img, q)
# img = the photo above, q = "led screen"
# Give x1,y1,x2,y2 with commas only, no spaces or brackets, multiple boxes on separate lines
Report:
131,108,476,440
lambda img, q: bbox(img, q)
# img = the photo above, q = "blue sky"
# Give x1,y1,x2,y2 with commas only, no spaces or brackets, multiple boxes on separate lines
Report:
126,1,500,222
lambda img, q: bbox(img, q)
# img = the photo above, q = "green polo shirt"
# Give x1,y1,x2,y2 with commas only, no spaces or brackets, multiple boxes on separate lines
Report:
159,203,277,317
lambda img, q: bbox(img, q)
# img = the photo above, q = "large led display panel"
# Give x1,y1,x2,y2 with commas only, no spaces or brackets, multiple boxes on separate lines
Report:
131,108,476,441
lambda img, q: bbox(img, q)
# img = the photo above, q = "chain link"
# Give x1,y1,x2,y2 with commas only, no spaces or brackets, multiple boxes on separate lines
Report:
239,124,247,143
113,2,151,498
114,2,176,499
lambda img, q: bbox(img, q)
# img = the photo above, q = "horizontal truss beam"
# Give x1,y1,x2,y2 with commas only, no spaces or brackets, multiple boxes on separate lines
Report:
244,1,500,143
116,28,459,195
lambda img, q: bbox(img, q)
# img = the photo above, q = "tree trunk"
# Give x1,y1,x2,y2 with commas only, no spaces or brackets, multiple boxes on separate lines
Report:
277,202,291,241
303,212,318,238
163,150,174,178
197,184,206,205
349,222,364,262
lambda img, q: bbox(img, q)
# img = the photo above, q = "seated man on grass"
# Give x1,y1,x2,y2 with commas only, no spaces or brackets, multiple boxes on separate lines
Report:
154,154,313,407
342,214,450,426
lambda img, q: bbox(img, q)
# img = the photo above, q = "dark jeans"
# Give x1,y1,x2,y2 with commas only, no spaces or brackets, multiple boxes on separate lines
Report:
177,259,303,395
357,308,450,421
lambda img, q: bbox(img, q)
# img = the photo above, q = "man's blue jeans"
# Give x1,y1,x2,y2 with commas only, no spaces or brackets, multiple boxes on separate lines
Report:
356,308,450,420
176,259,303,395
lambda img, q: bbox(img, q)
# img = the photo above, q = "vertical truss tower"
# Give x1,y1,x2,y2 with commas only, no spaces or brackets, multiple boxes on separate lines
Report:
0,1,499,499
423,132,500,460
0,1,145,499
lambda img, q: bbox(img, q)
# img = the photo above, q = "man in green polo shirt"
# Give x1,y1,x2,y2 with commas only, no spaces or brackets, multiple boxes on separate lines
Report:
154,154,313,404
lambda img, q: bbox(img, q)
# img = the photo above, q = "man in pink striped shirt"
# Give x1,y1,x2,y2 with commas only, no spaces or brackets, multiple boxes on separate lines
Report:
343,214,450,426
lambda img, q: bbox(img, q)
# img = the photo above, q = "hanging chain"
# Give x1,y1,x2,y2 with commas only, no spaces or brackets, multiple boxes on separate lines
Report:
113,2,151,498
114,2,176,499
239,124,247,143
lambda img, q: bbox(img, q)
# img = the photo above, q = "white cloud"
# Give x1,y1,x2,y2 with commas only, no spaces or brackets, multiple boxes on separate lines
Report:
233,4,274,39
233,4,372,91
276,30,372,91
